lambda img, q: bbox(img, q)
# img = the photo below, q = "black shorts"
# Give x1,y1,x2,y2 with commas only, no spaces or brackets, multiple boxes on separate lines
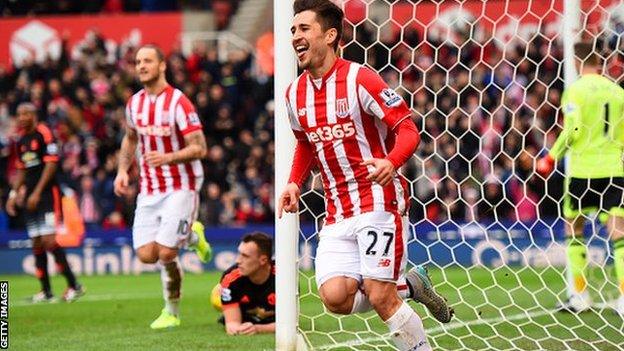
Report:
23,190,62,238
564,177,624,218
25,210,58,238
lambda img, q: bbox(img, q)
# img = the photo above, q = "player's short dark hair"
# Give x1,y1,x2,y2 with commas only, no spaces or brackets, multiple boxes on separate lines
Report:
138,44,165,62
574,42,600,66
242,232,273,258
294,0,343,51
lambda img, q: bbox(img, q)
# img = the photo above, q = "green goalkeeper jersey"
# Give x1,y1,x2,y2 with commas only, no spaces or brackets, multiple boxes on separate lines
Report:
549,74,624,178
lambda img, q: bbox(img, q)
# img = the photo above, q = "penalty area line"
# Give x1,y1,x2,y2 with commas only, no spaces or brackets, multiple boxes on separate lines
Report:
11,292,161,307
313,308,557,350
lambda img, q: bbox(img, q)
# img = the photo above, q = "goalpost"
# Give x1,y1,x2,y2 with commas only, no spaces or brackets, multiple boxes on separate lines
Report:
276,0,624,350
274,0,300,349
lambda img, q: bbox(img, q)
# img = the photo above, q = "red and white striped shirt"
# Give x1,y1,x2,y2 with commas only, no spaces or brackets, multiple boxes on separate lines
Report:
286,58,412,224
125,85,204,195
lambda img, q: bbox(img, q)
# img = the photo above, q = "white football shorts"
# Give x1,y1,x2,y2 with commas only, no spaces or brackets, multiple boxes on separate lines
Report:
132,190,199,249
315,211,410,288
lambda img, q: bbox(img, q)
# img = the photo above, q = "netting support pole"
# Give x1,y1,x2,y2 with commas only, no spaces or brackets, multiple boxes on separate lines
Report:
562,0,580,175
563,0,580,88
274,1,300,351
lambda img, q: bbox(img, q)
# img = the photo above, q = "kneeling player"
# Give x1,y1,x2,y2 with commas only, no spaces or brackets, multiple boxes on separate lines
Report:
216,232,275,335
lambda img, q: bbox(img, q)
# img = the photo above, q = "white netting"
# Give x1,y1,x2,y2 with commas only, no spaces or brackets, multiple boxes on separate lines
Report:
295,0,624,350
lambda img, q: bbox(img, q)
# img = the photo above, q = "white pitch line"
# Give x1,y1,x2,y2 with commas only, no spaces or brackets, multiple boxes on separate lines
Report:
10,292,161,307
314,309,557,350
428,309,555,336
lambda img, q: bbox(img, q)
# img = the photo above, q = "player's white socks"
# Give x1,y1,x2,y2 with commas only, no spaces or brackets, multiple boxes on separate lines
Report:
160,258,183,316
350,289,373,314
397,276,411,299
385,301,431,351
352,281,410,314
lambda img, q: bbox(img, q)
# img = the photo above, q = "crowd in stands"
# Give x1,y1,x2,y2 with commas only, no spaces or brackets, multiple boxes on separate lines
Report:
0,29,274,230
3,8,624,231
328,19,624,225
0,0,241,29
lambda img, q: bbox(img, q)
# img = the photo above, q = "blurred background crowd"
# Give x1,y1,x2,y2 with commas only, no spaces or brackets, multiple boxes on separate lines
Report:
0,0,241,30
2,0,624,231
0,1,274,230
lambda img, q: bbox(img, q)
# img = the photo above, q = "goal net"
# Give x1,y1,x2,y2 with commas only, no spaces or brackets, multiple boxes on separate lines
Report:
283,0,624,350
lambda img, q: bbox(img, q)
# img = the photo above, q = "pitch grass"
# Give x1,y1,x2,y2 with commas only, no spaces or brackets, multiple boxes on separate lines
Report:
2,272,274,351
299,266,624,351
4,267,624,351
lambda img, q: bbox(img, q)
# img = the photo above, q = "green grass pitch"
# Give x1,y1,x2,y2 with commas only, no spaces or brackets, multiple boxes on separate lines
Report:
3,266,624,350
298,266,624,351
2,272,274,351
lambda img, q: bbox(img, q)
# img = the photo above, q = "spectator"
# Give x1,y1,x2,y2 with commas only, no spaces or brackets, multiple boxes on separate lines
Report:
5,9,623,230
78,175,101,230
1,32,274,230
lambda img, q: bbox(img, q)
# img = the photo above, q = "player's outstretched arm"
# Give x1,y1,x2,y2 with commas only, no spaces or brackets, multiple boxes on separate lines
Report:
222,305,244,335
144,130,207,167
114,126,138,196
278,182,301,218
238,322,275,335
537,93,580,176
278,137,313,218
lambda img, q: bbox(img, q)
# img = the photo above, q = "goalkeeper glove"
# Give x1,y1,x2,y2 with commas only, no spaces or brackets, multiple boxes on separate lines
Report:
536,154,555,175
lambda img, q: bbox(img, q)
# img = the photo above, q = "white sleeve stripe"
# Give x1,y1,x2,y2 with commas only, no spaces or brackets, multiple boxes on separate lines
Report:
125,104,133,126
287,78,304,131
175,104,188,130
358,86,385,119
169,89,183,117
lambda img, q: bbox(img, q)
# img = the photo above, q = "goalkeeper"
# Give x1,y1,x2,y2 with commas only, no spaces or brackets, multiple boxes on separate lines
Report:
537,41,624,316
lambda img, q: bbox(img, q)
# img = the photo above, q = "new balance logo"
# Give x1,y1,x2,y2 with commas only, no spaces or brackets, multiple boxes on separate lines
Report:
378,258,391,267
298,108,306,117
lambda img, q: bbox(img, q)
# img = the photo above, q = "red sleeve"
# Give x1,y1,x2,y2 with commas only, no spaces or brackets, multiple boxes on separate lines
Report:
288,132,315,187
285,84,314,186
220,268,243,307
175,95,203,135
385,117,420,168
356,67,411,130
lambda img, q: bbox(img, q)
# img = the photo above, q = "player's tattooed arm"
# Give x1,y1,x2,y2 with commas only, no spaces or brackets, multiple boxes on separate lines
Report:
114,126,138,197
118,126,138,173
143,130,207,167
169,130,208,164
